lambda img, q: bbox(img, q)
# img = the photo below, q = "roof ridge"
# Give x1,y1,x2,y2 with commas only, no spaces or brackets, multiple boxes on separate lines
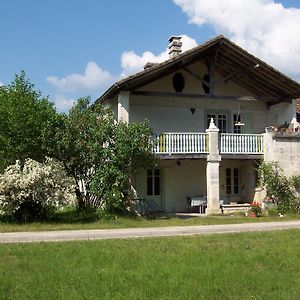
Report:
97,35,225,102
96,35,300,104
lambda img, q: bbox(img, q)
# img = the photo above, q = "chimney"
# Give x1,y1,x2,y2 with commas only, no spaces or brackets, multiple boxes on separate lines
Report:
168,36,182,59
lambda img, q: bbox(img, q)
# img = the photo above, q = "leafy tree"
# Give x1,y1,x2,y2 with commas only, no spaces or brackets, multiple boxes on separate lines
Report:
44,97,156,213
0,71,57,172
43,97,114,208
91,121,156,213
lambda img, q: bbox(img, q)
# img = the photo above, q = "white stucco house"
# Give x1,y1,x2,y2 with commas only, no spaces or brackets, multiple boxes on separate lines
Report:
96,35,300,214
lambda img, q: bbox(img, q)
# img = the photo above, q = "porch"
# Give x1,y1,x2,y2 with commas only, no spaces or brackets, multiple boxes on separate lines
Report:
186,195,251,215
148,123,263,215
135,158,258,214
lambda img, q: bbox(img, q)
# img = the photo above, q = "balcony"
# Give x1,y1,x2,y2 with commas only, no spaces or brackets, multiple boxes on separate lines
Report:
154,133,207,154
153,132,264,156
220,133,264,154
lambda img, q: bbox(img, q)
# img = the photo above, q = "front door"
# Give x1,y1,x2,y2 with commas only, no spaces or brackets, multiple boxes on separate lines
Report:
225,167,240,203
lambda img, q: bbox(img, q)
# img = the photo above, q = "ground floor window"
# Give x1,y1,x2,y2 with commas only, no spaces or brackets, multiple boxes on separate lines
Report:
226,168,239,194
147,169,160,196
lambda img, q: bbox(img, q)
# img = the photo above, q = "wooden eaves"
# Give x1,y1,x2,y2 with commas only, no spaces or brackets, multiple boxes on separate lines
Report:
96,35,300,107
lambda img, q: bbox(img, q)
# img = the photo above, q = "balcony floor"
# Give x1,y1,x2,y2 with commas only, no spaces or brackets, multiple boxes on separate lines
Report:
156,153,263,160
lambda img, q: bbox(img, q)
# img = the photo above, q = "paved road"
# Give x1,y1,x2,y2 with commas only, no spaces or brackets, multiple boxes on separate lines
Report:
1,220,300,243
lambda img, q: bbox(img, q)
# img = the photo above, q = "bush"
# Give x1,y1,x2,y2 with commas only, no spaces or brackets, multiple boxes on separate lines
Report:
265,206,280,216
291,176,300,191
0,158,76,221
258,162,300,213
250,202,262,217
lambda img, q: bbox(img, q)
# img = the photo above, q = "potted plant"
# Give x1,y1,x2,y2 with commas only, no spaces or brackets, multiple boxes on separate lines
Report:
249,202,262,217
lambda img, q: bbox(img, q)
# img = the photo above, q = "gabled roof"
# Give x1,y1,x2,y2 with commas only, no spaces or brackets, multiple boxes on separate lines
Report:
97,35,300,106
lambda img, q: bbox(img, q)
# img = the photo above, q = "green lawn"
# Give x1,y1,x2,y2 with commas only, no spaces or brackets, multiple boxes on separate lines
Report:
0,230,299,299
1,210,300,232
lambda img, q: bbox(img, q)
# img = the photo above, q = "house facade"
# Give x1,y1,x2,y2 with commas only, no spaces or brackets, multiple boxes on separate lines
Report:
97,36,300,214
297,99,300,122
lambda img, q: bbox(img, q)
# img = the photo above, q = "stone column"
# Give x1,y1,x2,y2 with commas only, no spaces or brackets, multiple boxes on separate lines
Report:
117,91,130,123
206,118,222,214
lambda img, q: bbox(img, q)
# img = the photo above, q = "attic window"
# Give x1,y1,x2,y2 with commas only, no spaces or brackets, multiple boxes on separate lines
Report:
202,74,210,94
172,72,185,92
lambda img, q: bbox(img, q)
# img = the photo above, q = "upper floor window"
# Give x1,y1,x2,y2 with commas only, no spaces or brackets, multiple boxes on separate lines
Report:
207,113,228,133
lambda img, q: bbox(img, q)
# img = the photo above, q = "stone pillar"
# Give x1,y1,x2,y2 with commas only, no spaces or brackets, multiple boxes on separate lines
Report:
206,119,222,214
117,91,130,123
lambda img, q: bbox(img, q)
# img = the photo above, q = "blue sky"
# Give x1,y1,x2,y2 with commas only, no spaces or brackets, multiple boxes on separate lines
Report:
1,0,300,111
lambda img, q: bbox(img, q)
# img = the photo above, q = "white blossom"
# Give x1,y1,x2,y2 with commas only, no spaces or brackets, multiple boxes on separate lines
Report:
0,158,76,216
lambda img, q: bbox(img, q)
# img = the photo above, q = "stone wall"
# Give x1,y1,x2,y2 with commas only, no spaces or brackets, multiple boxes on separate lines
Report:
264,131,300,177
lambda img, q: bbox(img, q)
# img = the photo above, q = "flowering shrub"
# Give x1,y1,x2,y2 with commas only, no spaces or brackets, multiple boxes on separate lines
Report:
0,158,76,221
250,202,262,217
258,161,300,213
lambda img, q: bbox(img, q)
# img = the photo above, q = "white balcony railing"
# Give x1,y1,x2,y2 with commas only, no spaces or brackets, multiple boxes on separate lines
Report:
153,133,208,154
153,132,264,155
220,133,264,154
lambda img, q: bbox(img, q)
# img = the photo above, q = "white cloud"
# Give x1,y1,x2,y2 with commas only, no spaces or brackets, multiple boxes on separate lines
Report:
121,35,198,76
180,35,199,51
0,81,3,86
47,35,197,106
173,0,300,78
45,35,198,110
53,94,75,112
47,61,115,92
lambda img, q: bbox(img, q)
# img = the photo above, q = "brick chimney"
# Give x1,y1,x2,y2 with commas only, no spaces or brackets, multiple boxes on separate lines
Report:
168,36,182,59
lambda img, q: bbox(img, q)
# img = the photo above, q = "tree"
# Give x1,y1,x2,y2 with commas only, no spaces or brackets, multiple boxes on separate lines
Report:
43,97,115,208
0,71,57,172
44,97,156,213
91,121,156,213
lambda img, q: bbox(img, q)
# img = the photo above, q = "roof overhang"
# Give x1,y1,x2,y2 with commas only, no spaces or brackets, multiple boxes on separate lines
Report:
96,35,300,107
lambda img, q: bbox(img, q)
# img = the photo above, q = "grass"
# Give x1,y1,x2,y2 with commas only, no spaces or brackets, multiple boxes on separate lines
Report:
0,230,299,299
0,208,300,233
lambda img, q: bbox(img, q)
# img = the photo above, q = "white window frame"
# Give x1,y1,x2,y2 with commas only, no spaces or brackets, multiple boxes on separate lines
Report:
205,110,231,133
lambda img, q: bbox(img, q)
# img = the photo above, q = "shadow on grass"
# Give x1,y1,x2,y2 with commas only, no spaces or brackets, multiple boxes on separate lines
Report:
1,207,299,231
0,209,103,225
0,208,175,226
